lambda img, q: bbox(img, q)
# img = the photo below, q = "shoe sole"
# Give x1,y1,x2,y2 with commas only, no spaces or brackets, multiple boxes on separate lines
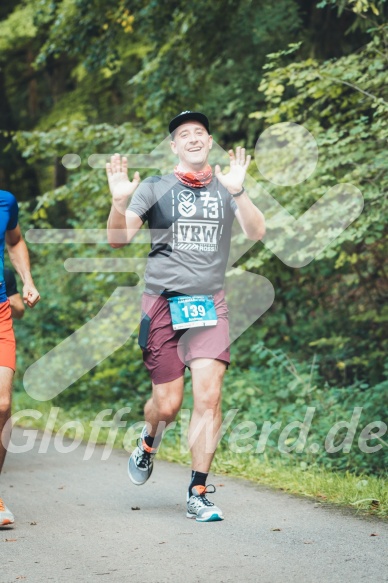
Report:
128,458,154,485
186,512,224,522
0,518,14,526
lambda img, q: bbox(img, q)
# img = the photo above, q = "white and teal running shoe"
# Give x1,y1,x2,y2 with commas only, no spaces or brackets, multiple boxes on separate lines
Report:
128,438,156,485
186,485,224,522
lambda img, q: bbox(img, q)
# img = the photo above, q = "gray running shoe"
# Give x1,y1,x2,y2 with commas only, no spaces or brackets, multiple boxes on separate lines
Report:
186,485,224,522
0,497,14,526
128,438,156,485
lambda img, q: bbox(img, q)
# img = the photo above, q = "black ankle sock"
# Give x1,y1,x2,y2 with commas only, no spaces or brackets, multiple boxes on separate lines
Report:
143,431,163,450
143,433,155,448
189,471,208,496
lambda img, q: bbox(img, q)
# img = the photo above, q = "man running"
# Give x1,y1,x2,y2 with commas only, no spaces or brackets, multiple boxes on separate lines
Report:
0,190,40,526
106,111,265,522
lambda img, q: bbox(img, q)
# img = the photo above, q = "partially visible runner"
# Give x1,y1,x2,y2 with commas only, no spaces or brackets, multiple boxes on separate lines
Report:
107,111,265,522
4,268,25,320
0,190,40,526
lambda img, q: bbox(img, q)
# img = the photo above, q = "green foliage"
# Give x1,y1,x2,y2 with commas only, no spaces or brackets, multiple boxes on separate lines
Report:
34,0,137,71
0,3,37,53
244,24,388,385
317,0,385,18
222,342,388,474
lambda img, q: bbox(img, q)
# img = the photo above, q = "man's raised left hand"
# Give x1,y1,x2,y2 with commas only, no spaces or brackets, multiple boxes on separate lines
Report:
215,147,251,195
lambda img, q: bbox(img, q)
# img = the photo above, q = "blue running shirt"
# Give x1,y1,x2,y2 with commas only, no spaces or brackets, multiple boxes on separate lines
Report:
0,191,19,304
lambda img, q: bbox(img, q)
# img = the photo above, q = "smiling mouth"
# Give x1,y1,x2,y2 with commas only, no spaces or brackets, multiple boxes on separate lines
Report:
188,147,202,152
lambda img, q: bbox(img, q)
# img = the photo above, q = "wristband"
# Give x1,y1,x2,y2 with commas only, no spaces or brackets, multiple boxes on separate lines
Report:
231,186,245,197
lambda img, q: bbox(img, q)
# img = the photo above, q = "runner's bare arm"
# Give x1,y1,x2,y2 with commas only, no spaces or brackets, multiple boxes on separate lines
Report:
6,226,40,308
234,193,266,240
215,147,265,241
8,292,25,320
107,153,143,248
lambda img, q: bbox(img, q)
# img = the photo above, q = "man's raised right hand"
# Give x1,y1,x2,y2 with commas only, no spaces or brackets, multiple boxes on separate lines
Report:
106,153,141,206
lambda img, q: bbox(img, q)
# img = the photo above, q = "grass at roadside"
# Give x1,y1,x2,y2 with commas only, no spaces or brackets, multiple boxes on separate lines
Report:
162,443,387,518
11,393,388,519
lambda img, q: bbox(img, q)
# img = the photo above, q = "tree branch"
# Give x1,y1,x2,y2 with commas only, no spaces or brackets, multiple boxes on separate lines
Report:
317,73,387,104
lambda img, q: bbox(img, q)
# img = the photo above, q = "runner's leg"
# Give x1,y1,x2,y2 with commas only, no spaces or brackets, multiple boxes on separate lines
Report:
0,366,13,473
144,376,185,438
128,375,184,485
189,358,226,472
185,358,226,521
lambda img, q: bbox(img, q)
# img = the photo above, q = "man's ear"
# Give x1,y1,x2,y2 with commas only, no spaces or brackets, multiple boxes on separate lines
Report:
208,135,213,149
170,140,177,154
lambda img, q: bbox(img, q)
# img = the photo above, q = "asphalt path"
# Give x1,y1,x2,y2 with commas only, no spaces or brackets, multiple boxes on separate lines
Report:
0,427,387,583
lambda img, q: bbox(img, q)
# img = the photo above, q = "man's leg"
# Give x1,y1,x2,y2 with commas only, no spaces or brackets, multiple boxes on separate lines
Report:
0,366,15,526
189,358,225,471
186,358,226,522
144,376,185,438
0,366,13,473
128,375,184,485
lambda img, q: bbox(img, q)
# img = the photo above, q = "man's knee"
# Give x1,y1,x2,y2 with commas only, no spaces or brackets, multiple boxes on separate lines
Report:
194,385,222,413
0,367,14,416
192,360,224,413
152,385,183,420
156,400,181,420
0,396,11,417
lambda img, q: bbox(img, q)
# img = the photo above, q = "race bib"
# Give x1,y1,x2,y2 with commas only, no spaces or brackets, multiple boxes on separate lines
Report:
167,295,218,330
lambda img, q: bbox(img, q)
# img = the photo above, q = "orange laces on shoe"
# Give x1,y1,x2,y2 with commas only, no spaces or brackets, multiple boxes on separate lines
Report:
141,439,157,454
193,484,216,496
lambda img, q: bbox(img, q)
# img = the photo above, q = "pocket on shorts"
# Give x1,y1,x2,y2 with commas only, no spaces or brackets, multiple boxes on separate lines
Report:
138,312,151,350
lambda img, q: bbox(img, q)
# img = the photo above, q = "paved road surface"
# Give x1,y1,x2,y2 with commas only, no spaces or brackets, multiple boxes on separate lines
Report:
1,428,387,583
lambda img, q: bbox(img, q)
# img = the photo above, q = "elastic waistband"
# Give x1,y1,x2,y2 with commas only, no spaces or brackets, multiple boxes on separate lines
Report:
144,286,223,298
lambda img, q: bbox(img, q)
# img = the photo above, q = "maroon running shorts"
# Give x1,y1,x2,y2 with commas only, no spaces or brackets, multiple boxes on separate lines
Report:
0,300,16,371
139,290,231,384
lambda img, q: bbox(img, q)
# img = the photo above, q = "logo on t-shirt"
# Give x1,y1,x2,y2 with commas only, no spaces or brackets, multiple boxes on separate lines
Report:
173,189,223,252
177,220,219,251
177,191,196,217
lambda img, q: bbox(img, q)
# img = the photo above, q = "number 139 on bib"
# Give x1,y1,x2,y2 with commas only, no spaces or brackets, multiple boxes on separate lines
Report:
168,295,218,330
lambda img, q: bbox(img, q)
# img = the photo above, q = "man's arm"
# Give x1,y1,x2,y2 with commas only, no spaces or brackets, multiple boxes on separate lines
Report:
234,196,266,241
9,293,25,320
4,268,25,319
106,153,143,248
215,147,265,241
5,226,40,308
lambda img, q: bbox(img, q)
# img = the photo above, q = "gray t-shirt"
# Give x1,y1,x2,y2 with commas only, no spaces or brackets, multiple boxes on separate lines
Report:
128,173,238,294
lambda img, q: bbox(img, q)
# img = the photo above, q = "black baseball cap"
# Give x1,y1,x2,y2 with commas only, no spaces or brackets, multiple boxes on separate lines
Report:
169,111,210,135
